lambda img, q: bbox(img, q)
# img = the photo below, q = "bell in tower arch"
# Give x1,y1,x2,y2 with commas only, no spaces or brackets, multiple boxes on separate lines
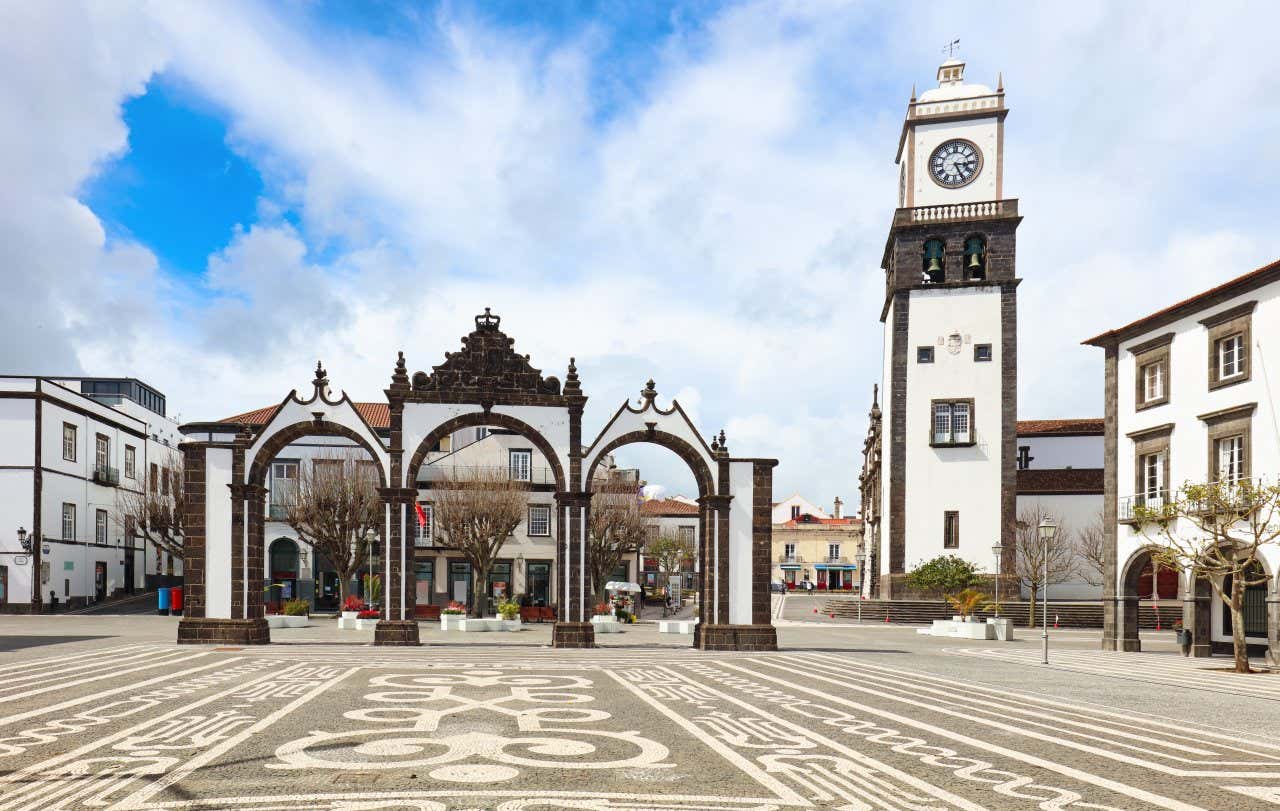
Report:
922,239,945,284
964,236,986,280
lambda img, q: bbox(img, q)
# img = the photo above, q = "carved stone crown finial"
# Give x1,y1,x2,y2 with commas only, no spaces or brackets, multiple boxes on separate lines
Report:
391,350,409,390
312,361,328,395
711,435,720,453
717,429,728,453
475,307,501,331
641,379,657,404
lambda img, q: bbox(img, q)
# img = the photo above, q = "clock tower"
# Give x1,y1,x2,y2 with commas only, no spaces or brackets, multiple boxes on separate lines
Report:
874,57,1020,598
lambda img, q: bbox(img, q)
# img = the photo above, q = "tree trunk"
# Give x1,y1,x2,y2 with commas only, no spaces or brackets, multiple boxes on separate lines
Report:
1229,575,1251,674
336,573,349,608
1027,584,1038,628
472,563,490,618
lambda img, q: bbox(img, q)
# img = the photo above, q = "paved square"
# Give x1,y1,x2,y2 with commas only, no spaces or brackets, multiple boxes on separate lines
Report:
2,615,1280,810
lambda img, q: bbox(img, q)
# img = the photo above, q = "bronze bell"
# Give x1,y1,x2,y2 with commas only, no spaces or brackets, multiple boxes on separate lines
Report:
967,251,983,269
926,256,943,273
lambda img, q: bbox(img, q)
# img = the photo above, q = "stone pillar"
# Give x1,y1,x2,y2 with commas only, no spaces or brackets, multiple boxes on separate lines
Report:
552,490,594,648
375,487,419,646
1100,342,1119,651
244,484,266,621
1184,573,1213,658
1267,583,1279,669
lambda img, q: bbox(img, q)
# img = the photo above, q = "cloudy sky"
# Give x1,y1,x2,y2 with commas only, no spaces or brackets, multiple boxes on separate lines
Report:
2,1,1277,504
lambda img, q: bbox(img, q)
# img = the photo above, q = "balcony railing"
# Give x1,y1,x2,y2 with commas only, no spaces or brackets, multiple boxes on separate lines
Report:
92,465,120,487
1119,491,1169,522
419,464,557,485
414,533,434,548
1121,478,1268,523
777,554,804,564
823,556,849,564
893,199,1018,227
268,503,291,521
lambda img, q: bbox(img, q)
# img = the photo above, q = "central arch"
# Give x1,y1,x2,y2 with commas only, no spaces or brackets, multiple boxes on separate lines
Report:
404,412,567,492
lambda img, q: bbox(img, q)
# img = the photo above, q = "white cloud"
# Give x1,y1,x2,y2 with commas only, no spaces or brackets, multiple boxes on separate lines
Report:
3,1,1279,507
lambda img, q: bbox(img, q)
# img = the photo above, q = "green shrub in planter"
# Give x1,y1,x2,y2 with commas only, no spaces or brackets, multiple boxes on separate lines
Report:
282,599,310,616
496,600,520,620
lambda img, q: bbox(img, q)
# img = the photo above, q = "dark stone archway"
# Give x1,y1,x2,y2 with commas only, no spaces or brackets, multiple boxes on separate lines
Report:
582,429,715,499
403,411,567,492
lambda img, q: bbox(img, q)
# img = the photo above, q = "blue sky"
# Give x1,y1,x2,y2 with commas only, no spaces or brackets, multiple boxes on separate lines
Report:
2,1,1278,501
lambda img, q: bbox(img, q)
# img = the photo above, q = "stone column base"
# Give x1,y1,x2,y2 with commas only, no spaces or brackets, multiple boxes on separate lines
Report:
1120,637,1141,652
552,622,595,648
177,618,270,645
695,623,778,651
374,620,420,646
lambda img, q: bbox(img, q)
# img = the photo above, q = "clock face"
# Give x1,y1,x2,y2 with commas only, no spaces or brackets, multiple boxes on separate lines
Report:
929,139,982,188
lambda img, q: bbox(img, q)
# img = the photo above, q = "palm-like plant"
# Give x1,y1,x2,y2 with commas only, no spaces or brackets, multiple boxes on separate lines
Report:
946,587,987,620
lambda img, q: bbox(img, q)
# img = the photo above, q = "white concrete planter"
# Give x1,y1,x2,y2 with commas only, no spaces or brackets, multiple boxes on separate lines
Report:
926,619,995,639
283,615,309,628
266,615,286,629
987,617,1014,641
355,617,376,631
657,619,697,634
494,618,522,632
338,611,359,630
440,614,467,631
590,615,623,633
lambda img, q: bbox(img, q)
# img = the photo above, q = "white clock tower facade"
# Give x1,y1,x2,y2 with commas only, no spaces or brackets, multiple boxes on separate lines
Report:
874,58,1020,598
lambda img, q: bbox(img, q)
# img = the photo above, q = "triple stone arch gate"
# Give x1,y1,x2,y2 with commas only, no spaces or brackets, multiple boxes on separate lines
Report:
177,309,778,651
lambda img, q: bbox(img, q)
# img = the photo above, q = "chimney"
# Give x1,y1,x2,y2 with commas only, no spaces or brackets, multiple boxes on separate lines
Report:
832,497,843,519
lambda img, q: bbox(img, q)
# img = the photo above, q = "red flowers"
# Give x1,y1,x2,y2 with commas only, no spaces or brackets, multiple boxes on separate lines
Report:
342,595,365,612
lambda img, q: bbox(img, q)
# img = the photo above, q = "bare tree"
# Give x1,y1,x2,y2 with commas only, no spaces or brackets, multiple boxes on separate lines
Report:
1015,503,1078,627
587,487,654,603
283,451,381,607
648,532,694,581
1077,512,1107,587
432,468,527,618
1136,479,1280,673
114,448,185,573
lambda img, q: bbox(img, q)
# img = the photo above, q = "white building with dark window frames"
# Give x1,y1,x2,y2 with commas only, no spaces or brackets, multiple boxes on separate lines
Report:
1085,258,1280,664
0,377,182,611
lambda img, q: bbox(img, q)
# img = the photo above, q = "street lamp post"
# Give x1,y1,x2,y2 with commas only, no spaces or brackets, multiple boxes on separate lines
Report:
17,527,41,614
991,542,1003,616
1037,518,1058,664
855,552,867,624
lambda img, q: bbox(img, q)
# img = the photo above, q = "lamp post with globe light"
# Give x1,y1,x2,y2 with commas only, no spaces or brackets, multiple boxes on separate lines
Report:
1037,518,1058,664
991,541,1003,616
17,527,41,614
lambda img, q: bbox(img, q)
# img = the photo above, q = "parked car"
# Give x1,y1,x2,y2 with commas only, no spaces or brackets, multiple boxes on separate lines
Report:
770,581,786,593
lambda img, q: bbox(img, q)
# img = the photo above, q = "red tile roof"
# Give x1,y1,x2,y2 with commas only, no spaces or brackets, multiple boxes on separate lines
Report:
776,515,861,528
1017,419,1103,436
1084,257,1280,346
220,402,390,429
1016,468,1104,495
641,499,700,516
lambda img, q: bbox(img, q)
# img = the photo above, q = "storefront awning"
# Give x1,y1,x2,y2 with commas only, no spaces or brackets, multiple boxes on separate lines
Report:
813,564,857,570
779,564,802,570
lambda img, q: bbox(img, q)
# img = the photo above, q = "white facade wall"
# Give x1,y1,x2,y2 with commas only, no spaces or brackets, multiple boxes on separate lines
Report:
770,495,829,524
1113,279,1280,647
0,378,182,609
900,286,1004,571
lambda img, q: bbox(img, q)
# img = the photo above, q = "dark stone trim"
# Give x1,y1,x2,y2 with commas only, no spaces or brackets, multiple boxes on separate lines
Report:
1198,300,1257,328
1101,343,1119,651
886,292,909,595
176,617,270,645
927,397,977,447
1000,282,1018,577
373,619,420,646
1125,423,1175,441
694,624,778,651
1126,332,1175,355
1197,402,1257,423
552,621,595,648
583,430,715,499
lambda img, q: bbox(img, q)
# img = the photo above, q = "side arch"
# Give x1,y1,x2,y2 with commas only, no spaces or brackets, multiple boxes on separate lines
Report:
246,420,389,489
583,430,716,498
404,411,567,492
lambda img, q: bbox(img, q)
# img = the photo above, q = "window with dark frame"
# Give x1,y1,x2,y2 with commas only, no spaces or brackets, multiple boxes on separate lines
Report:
416,503,434,545
62,503,75,540
528,504,551,536
943,511,960,549
95,434,109,472
1215,435,1245,484
1216,334,1244,380
1202,302,1254,390
790,505,801,520
124,445,136,479
917,346,935,364
973,343,992,362
62,423,76,461
931,400,973,446
509,449,532,482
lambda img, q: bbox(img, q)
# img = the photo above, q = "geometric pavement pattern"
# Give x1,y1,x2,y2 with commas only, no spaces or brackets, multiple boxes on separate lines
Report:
0,644,1278,809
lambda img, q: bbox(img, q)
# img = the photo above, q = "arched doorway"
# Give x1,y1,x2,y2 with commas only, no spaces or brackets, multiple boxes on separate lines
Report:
1118,547,1181,652
267,538,299,613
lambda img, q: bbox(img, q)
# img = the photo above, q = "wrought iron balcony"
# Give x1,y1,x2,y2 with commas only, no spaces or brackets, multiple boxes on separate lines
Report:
777,553,804,564
267,503,291,521
1118,491,1169,523
92,465,120,487
824,556,849,564
1121,478,1268,522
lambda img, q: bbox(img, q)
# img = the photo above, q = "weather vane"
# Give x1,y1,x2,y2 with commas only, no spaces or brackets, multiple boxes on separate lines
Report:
942,38,960,58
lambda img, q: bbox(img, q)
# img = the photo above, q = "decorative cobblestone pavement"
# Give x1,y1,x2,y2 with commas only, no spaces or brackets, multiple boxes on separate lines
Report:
1,619,1278,809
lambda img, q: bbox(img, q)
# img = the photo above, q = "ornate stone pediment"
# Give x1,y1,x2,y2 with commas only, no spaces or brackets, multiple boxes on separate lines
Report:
409,309,563,404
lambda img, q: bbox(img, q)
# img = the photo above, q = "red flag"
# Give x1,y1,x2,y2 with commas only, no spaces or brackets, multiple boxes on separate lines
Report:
415,503,427,526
